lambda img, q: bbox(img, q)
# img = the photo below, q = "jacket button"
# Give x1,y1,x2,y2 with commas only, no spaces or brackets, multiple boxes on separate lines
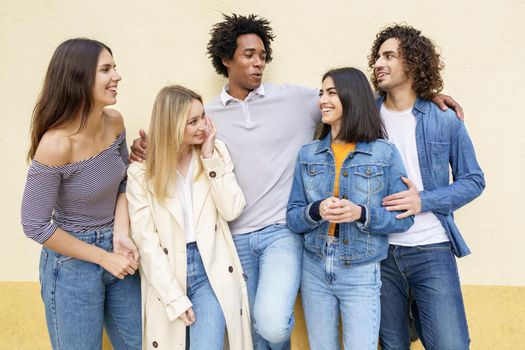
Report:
344,261,351,267
209,171,217,178
163,248,168,255
152,341,158,348
242,273,248,281
343,239,349,244
366,168,372,175
343,171,348,177
215,224,218,231
342,195,348,200
228,266,233,273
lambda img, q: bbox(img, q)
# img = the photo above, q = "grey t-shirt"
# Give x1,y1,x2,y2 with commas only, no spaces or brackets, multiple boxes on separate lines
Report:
206,83,320,234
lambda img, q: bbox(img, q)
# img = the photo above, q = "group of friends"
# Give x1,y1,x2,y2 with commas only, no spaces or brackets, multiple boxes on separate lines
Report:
21,13,485,350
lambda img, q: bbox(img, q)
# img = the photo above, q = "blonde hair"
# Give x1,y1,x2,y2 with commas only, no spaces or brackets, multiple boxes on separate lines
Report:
146,85,203,202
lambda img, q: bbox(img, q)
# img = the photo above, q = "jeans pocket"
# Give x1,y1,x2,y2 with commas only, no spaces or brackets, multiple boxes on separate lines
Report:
57,255,75,264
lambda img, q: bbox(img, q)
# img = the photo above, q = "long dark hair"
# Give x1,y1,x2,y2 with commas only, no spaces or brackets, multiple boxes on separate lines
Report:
319,67,386,142
27,38,112,161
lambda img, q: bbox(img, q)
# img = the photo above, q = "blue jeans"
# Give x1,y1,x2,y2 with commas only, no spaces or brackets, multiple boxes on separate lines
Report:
380,242,470,350
185,242,225,350
39,227,141,350
232,224,303,350
301,237,381,350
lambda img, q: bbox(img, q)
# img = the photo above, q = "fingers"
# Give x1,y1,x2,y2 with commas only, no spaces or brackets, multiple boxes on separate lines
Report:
400,176,416,189
179,308,195,326
383,190,409,203
187,308,195,323
139,129,147,140
205,115,216,135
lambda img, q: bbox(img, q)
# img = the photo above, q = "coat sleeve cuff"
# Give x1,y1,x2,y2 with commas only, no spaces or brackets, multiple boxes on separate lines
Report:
165,295,193,322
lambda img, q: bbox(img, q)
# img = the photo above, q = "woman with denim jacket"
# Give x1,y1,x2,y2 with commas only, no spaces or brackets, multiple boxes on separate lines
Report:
287,67,414,350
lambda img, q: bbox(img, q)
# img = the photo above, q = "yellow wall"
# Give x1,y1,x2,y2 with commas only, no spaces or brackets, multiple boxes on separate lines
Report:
1,283,524,349
2,0,524,348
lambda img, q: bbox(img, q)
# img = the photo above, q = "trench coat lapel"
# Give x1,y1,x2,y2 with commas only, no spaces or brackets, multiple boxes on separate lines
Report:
191,149,210,228
164,191,185,231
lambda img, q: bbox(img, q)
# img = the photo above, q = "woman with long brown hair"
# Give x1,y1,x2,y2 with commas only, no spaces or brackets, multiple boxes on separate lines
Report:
21,38,141,349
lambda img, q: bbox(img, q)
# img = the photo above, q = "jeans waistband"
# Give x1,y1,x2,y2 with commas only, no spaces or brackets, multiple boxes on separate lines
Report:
66,226,113,243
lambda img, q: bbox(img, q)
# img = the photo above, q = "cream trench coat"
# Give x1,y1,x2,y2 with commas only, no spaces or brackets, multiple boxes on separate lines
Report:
126,140,252,350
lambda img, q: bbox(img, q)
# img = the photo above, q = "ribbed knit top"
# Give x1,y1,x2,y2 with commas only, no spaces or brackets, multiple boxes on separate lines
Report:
21,131,129,243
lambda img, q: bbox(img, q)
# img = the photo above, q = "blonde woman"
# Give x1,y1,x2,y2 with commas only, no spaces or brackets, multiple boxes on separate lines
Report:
126,85,252,350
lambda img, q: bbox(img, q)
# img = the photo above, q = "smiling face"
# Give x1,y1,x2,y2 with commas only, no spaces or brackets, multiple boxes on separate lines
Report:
374,38,412,94
222,33,266,99
319,76,343,137
92,48,121,108
183,99,207,147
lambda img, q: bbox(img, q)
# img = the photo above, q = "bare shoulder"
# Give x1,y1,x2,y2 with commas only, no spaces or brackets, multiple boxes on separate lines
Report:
103,108,125,135
33,129,73,166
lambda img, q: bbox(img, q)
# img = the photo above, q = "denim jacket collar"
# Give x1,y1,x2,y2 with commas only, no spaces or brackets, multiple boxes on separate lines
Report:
314,132,373,156
375,95,430,118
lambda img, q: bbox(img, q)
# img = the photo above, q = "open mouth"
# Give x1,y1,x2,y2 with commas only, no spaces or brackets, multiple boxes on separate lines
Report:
107,86,118,95
375,71,388,80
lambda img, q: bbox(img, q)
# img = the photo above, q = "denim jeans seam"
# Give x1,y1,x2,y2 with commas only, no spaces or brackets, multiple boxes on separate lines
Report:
105,307,129,350
50,258,61,350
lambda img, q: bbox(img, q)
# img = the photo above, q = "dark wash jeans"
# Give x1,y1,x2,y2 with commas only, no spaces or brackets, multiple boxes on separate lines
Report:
379,242,470,350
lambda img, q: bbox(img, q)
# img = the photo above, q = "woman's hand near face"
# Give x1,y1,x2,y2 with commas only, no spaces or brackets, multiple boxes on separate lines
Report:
201,115,216,159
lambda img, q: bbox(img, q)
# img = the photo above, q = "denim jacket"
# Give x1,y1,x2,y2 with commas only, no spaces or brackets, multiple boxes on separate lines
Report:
287,134,414,266
375,96,485,257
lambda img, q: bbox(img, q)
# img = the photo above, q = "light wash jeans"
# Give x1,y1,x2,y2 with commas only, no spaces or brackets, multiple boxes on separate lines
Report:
39,227,141,350
301,237,381,350
185,242,226,350
232,224,303,350
380,242,470,350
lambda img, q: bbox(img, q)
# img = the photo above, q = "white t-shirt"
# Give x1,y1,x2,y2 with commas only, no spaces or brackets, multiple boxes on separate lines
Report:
381,104,449,246
175,155,196,243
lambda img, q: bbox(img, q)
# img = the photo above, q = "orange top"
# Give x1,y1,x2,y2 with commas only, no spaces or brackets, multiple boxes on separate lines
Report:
328,142,356,236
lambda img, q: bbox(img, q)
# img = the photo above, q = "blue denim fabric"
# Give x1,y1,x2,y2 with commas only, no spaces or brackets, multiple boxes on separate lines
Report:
379,242,470,350
39,227,141,350
232,224,303,350
287,134,414,265
376,97,485,257
301,237,381,350
185,242,226,350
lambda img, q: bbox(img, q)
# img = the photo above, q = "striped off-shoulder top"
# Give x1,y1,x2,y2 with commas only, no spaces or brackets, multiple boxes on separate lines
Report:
21,131,129,243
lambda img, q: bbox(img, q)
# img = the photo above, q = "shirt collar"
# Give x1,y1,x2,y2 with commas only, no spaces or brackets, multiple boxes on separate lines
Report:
220,84,266,105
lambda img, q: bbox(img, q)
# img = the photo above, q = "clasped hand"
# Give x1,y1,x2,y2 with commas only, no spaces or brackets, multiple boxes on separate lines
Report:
320,197,362,223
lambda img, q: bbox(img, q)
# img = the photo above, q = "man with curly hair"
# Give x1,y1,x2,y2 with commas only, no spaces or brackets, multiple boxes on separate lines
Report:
202,13,320,350
369,24,485,349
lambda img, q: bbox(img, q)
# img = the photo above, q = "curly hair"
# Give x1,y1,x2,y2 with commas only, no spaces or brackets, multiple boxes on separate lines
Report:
207,13,275,77
368,24,444,100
